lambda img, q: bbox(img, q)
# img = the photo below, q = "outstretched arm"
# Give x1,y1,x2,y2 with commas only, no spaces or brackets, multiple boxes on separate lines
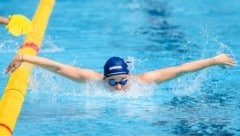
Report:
5,54,103,82
138,54,236,83
0,16,9,24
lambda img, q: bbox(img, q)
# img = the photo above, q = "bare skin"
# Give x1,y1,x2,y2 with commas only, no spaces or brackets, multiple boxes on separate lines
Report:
0,16,9,24
104,74,130,91
5,54,236,91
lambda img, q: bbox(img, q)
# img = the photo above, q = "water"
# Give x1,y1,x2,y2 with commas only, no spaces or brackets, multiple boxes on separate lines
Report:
1,0,240,135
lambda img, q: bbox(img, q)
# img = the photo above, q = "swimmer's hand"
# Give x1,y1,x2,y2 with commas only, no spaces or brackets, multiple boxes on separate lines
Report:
212,54,237,67
5,55,23,74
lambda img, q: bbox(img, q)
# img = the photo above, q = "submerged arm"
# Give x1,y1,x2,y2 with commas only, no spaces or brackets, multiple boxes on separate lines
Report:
138,54,236,83
5,54,103,82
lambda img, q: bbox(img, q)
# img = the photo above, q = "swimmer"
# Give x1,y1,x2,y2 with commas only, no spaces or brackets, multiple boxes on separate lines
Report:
5,54,236,91
0,14,32,36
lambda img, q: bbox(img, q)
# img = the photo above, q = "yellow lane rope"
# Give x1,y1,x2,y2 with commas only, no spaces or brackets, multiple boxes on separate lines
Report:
0,0,55,135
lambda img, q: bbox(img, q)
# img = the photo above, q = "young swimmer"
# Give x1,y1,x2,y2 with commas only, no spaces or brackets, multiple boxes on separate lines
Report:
5,54,236,91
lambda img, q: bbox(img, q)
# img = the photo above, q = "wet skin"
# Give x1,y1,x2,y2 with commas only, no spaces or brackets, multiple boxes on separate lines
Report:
104,74,130,92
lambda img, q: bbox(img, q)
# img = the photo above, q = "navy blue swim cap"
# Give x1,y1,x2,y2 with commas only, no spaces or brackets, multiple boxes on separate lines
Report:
104,57,129,77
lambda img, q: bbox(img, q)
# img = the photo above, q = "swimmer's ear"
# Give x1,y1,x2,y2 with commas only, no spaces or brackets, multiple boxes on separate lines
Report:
6,14,32,36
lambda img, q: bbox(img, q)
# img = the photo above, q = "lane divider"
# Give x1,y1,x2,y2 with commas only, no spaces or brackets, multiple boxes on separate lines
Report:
0,0,55,135
20,42,40,52
0,123,12,135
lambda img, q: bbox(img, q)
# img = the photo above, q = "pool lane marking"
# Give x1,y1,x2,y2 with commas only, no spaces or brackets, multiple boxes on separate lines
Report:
0,123,13,135
19,42,40,52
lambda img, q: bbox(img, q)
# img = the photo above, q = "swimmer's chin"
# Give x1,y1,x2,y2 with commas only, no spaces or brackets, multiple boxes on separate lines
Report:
110,89,126,92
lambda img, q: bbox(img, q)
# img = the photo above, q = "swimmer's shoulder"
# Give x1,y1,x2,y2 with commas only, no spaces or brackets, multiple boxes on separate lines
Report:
130,74,146,83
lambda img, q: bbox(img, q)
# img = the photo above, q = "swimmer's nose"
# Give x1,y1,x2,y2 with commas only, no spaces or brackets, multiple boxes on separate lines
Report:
115,84,123,90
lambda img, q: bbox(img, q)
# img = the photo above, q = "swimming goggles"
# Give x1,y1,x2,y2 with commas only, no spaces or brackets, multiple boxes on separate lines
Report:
108,78,128,86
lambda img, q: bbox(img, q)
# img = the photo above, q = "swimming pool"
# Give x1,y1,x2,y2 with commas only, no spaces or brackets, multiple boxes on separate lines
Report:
1,0,240,135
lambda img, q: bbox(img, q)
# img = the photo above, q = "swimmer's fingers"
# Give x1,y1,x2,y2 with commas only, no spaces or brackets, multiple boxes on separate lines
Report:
5,65,11,74
227,58,237,66
5,62,18,74
214,53,237,66
225,54,237,66
5,55,23,74
5,63,15,74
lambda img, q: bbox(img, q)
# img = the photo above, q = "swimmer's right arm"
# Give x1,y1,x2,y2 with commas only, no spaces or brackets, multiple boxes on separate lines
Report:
0,16,9,24
5,54,103,82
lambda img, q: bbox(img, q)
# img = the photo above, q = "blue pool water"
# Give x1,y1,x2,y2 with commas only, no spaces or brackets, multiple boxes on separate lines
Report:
1,0,240,135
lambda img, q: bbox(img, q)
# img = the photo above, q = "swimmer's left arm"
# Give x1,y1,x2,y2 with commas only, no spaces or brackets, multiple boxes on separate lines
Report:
138,54,236,83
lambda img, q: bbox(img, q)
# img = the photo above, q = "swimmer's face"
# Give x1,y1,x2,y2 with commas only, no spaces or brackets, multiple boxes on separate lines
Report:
104,74,130,91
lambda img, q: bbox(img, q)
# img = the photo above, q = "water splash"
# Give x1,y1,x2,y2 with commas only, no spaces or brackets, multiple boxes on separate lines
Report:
126,56,149,74
40,36,63,53
28,66,155,101
80,78,155,99
200,25,235,57
0,39,21,53
172,70,208,96
0,36,63,53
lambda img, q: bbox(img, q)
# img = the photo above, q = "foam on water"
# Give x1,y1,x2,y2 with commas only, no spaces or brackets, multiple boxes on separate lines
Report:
28,68,156,100
80,78,155,99
0,39,21,53
40,36,64,53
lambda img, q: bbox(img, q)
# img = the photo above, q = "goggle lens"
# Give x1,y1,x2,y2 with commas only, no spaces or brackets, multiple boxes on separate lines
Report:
108,78,128,86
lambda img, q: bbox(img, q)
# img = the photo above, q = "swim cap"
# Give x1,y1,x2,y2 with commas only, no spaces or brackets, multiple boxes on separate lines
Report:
104,57,129,77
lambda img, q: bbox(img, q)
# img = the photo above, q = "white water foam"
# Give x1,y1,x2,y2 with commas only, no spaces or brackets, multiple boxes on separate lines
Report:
40,36,64,53
80,78,155,99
